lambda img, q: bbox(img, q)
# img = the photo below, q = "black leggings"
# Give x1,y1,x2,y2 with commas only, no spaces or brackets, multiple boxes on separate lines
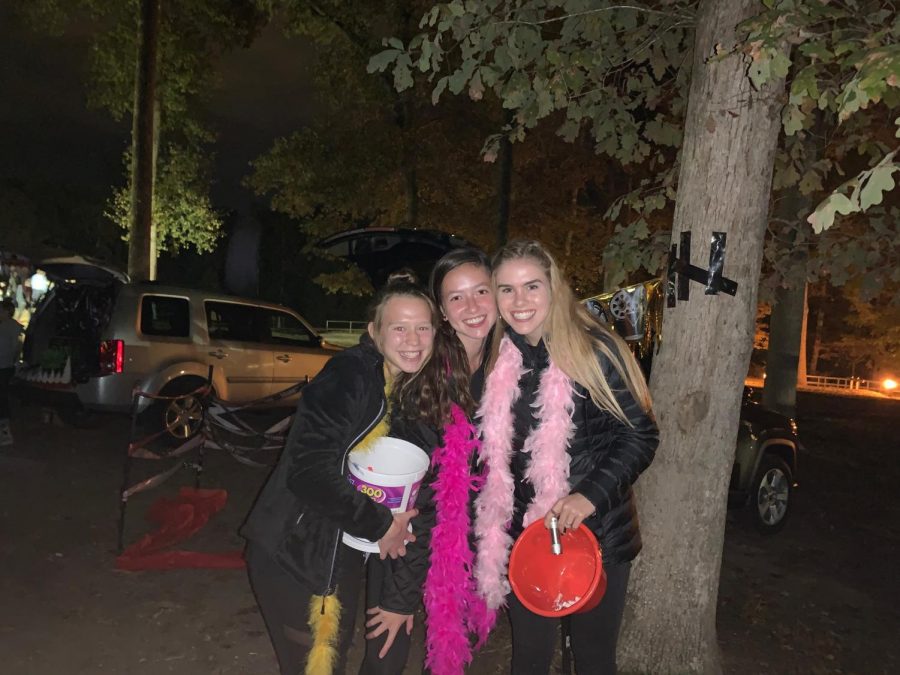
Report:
362,556,414,674
507,561,631,675
0,368,13,419
246,544,412,675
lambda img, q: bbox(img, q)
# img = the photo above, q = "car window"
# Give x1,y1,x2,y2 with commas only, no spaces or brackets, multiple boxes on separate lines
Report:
260,308,319,348
140,295,190,338
205,301,259,342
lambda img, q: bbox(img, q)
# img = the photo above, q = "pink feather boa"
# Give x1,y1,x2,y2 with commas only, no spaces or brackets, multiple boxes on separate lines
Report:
424,404,496,675
474,335,576,610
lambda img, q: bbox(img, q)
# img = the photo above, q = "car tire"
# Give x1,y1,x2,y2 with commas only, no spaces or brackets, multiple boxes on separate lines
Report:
140,377,210,447
749,455,792,534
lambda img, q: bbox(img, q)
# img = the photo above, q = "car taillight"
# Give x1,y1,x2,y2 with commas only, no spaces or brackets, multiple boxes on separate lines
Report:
99,339,124,374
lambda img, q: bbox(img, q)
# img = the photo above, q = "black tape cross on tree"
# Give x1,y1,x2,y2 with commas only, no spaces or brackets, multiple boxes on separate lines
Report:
666,231,738,308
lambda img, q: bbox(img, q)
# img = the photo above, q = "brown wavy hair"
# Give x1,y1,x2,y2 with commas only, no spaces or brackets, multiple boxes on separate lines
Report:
374,270,458,429
427,247,493,417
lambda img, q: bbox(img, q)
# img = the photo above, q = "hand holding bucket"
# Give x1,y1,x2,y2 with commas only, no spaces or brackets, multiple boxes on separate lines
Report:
508,520,607,617
343,436,430,554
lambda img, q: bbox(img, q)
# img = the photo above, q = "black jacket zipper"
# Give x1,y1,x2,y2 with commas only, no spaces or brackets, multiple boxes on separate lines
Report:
322,396,386,599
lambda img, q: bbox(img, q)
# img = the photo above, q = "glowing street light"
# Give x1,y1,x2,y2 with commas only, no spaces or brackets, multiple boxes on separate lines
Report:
883,378,898,391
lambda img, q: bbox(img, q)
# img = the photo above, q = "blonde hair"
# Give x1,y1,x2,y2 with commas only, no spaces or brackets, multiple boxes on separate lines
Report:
489,240,652,425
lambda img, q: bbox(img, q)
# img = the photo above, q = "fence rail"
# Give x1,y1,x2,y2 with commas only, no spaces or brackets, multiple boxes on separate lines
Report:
805,375,882,391
323,320,367,333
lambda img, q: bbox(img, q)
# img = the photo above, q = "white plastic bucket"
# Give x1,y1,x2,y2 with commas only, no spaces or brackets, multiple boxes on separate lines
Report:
342,436,430,553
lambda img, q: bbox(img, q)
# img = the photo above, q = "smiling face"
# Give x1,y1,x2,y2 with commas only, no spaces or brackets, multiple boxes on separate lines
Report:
440,263,497,348
495,257,551,346
368,295,435,378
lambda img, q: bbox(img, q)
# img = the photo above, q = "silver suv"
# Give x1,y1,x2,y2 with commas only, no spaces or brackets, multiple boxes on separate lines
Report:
19,257,338,428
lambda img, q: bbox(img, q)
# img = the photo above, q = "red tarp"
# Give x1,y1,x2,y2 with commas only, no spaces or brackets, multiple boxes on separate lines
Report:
116,487,245,571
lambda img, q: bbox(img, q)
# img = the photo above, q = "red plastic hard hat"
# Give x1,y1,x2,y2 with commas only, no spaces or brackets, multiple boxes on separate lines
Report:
508,521,607,618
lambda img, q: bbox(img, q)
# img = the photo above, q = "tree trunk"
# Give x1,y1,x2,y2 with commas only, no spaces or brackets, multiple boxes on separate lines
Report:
798,284,808,385
127,0,160,282
618,2,786,673
809,302,824,373
764,280,807,415
763,111,822,415
495,127,513,248
149,97,161,281
762,186,811,417
495,110,515,248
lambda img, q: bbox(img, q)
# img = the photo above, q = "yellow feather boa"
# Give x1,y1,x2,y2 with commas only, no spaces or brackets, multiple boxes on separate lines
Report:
305,594,342,674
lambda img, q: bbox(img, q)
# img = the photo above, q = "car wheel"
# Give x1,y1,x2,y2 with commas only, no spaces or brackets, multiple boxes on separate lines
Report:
750,455,792,534
141,377,209,446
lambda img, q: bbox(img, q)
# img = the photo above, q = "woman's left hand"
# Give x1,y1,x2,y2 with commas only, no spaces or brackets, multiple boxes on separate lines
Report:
545,493,596,534
365,607,414,659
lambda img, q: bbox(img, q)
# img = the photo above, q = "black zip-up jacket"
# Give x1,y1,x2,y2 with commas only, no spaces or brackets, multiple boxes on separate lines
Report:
241,338,395,593
507,329,659,565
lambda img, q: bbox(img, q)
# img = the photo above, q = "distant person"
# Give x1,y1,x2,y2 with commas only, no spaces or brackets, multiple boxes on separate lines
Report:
0,298,24,447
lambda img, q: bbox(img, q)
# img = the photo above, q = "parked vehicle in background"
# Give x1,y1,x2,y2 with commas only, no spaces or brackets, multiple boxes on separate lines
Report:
582,282,801,534
730,388,801,534
317,227,470,287
17,257,338,436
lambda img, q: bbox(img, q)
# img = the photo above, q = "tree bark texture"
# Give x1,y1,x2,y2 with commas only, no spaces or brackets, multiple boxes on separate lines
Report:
809,302,824,373
394,93,419,228
763,189,811,417
618,2,786,673
763,115,821,415
127,0,160,282
149,98,161,281
763,280,807,416
495,128,513,248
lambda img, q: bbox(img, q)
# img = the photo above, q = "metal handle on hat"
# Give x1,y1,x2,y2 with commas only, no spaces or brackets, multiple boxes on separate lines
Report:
549,516,562,555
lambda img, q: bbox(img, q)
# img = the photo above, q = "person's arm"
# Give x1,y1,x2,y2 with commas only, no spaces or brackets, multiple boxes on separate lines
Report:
570,345,659,515
284,356,393,541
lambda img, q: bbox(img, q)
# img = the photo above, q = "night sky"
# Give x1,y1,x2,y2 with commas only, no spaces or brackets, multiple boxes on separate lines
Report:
0,4,316,211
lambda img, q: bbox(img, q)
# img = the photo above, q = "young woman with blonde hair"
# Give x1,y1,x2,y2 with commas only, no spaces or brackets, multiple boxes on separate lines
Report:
474,239,659,674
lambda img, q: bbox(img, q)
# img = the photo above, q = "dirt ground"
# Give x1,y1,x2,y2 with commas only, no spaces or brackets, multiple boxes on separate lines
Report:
1,391,898,674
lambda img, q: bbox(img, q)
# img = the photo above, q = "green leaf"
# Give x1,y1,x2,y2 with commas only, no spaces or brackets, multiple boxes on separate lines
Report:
770,50,791,79
468,69,484,101
431,76,448,105
782,106,806,135
557,119,580,143
799,168,823,195
393,59,414,91
367,48,400,74
748,59,772,91
859,164,898,210
808,192,856,233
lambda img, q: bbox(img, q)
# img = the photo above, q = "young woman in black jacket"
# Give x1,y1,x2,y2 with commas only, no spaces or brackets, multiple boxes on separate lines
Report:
474,240,659,674
242,274,440,675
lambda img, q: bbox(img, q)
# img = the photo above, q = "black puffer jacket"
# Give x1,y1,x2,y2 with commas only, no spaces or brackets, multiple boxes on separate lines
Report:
507,329,659,565
241,337,395,594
